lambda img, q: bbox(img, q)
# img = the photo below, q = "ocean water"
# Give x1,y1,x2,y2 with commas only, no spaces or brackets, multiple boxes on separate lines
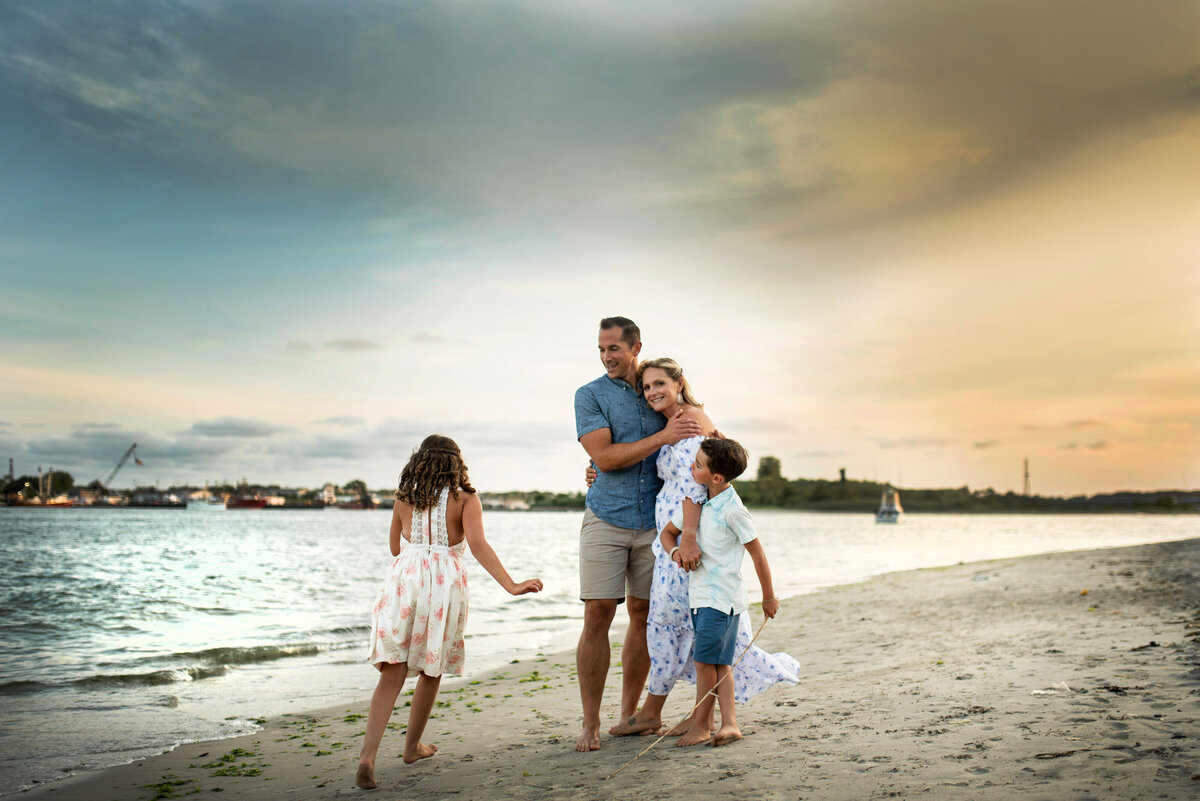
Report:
0,507,1195,794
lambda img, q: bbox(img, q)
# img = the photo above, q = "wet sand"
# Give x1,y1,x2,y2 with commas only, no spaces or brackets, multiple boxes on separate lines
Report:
20,538,1199,799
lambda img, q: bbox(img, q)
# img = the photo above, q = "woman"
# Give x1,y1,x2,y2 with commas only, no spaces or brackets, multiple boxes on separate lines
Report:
609,357,799,736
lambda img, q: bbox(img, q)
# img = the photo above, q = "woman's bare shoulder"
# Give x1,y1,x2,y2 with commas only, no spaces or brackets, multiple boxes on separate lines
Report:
682,406,717,436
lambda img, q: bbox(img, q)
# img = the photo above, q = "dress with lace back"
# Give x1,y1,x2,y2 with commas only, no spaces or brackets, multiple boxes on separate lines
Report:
367,487,469,676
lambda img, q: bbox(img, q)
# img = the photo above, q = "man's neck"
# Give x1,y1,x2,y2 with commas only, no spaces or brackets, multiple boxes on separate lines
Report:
706,482,732,500
611,367,638,387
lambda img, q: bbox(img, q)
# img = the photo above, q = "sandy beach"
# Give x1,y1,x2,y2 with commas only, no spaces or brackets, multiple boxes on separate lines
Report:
20,537,1199,800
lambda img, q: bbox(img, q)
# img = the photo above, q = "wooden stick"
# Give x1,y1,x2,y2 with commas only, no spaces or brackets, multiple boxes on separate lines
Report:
605,615,770,780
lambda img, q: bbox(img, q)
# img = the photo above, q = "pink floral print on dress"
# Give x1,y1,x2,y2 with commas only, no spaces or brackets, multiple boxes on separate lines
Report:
365,487,470,676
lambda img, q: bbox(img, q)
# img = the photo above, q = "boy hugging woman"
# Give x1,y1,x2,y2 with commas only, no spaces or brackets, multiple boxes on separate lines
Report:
659,437,779,747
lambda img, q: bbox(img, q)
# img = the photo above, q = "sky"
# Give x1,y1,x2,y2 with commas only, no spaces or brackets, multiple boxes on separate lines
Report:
1,0,1197,497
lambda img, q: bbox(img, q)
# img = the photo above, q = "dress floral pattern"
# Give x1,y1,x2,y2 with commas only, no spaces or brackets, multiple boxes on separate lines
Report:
367,487,469,677
647,435,800,703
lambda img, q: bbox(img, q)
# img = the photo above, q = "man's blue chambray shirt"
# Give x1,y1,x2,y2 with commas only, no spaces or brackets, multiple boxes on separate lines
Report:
574,374,665,531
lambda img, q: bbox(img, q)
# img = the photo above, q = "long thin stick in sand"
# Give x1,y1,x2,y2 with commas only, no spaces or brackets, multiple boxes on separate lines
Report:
605,615,770,780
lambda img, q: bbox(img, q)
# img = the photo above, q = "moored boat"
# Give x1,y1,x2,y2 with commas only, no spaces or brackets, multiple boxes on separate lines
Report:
226,497,268,509
876,487,904,523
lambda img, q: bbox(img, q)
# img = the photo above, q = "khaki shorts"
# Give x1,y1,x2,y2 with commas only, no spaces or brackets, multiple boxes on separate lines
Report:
579,507,656,601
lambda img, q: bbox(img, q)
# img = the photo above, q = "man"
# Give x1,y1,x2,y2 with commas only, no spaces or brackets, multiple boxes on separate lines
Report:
572,316,702,752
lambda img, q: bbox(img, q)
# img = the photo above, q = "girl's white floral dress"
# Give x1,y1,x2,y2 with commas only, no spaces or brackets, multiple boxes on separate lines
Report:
647,435,800,702
367,487,468,676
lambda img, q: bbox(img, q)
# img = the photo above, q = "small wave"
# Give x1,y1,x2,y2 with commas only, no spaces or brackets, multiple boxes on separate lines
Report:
78,665,229,687
0,666,227,694
163,643,327,666
0,679,47,695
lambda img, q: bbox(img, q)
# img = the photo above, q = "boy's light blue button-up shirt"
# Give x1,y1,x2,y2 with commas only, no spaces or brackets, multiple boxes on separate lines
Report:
672,485,757,615
575,374,665,531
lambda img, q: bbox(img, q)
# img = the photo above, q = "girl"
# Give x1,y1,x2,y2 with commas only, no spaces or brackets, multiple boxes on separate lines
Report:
356,435,542,790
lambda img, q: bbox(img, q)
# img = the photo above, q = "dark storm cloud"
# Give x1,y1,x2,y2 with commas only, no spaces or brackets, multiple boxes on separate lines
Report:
1,0,1194,236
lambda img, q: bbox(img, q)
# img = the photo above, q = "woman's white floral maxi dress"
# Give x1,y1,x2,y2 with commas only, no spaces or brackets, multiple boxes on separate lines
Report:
367,487,469,676
647,435,800,702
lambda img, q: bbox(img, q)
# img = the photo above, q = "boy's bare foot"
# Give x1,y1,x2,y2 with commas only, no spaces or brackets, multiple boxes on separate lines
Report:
711,726,743,747
675,725,712,747
355,761,377,789
574,726,601,752
609,713,662,736
402,742,438,763
665,717,693,737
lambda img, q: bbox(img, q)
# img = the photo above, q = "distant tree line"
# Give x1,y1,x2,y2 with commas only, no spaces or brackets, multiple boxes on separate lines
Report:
734,457,1200,513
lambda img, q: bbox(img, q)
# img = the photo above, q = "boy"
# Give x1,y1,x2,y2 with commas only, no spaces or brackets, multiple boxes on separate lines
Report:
660,437,779,747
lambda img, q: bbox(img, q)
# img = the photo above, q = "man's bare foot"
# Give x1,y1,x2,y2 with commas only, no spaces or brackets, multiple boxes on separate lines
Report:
402,742,437,763
355,761,377,789
675,725,712,747
711,726,743,747
609,713,662,736
574,727,601,752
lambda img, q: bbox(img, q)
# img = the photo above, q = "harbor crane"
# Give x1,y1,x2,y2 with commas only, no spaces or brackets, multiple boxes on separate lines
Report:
98,443,142,489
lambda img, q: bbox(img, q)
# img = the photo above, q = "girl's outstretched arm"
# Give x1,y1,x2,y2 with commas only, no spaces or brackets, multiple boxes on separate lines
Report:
462,494,543,595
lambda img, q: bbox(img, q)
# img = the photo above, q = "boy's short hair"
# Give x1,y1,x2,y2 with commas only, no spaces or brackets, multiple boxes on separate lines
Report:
598,316,640,348
700,438,748,482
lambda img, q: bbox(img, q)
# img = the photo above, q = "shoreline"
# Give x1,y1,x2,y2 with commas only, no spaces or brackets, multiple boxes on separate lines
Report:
16,538,1200,799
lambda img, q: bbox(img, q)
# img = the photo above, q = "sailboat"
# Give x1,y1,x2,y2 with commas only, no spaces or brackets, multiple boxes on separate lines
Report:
876,487,904,524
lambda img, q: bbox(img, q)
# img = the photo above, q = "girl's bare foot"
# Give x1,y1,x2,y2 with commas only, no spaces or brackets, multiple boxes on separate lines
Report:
675,725,712,747
609,713,662,736
711,725,743,747
402,742,438,763
355,761,377,789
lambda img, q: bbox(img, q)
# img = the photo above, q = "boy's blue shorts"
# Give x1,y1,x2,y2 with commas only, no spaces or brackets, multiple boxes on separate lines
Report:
691,607,739,665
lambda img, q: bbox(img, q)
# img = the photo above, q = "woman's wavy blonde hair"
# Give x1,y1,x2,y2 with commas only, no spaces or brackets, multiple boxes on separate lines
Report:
395,434,476,509
637,357,703,408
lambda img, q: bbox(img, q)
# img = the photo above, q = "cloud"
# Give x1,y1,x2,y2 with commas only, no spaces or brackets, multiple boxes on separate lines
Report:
185,417,289,437
286,340,314,352
21,425,239,481
1023,419,1107,432
74,422,120,429
1060,442,1080,450
0,421,11,427
316,416,365,426
973,440,999,449
1087,440,1111,450
324,339,383,352
411,332,446,344
873,436,953,450
6,0,1192,237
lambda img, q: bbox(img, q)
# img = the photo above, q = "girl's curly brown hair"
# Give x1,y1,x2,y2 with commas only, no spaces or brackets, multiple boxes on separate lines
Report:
395,434,477,510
